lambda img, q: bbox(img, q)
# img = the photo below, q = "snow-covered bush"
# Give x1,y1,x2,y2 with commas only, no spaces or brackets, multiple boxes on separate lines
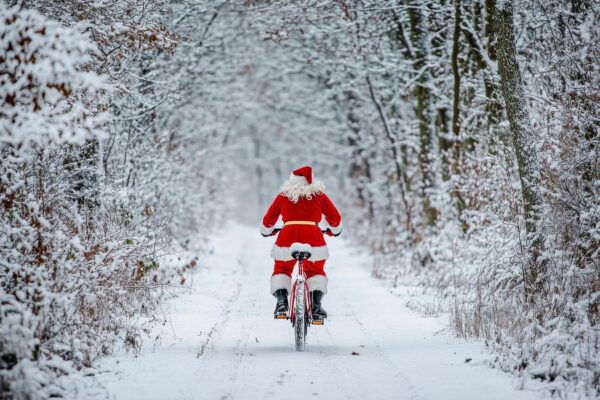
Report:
0,4,203,399
0,5,106,148
0,5,110,398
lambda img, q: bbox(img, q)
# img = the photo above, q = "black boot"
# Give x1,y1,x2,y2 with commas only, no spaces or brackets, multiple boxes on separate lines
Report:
311,290,327,320
273,289,288,318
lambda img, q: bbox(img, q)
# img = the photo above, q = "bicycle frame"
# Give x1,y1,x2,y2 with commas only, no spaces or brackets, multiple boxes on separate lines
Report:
289,257,312,326
265,229,332,351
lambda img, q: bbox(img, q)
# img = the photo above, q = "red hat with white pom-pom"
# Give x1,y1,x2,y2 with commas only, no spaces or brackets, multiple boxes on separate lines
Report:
289,166,313,185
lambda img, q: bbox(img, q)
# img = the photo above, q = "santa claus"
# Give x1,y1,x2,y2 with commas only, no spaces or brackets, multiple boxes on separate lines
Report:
260,166,342,321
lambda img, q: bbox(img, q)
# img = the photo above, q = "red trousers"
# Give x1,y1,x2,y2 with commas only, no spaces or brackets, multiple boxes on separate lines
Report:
272,259,326,278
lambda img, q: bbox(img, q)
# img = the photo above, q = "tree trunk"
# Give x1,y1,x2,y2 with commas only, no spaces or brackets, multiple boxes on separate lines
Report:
483,0,502,132
451,0,461,167
408,0,437,227
365,75,412,232
495,0,546,300
451,0,467,228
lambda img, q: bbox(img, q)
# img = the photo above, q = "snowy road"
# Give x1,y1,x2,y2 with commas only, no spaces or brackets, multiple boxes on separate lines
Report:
99,223,539,400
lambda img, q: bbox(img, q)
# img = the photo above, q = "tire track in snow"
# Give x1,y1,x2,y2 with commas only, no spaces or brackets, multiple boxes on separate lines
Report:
352,317,420,400
196,281,242,358
313,325,367,400
196,241,251,360
335,283,422,400
194,309,252,398
200,239,264,400
217,298,256,400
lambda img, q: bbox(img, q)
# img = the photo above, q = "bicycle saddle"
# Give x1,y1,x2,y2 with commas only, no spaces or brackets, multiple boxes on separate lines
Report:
290,243,312,260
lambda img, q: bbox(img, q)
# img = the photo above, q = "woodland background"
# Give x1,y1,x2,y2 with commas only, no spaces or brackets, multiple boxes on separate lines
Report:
0,0,598,399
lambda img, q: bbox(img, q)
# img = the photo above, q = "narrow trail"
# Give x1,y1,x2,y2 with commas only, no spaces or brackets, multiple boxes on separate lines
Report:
99,223,539,400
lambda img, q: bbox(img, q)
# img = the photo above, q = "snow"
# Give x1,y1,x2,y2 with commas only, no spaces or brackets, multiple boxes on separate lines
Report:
0,4,109,151
97,223,541,400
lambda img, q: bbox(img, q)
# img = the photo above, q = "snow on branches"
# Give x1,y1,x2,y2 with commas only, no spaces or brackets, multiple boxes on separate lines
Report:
0,4,193,400
0,4,108,151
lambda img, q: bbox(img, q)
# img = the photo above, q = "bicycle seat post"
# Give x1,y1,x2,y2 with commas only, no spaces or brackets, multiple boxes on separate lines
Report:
290,245,312,277
298,257,304,276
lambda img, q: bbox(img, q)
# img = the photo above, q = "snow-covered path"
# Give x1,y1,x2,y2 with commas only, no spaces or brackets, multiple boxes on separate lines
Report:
99,223,539,400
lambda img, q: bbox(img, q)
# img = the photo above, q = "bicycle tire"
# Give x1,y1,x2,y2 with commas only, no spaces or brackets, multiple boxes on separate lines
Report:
294,282,306,351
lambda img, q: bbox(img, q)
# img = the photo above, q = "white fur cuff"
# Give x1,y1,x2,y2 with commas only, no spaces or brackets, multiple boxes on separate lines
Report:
260,223,274,236
271,245,329,261
270,274,292,294
306,275,328,294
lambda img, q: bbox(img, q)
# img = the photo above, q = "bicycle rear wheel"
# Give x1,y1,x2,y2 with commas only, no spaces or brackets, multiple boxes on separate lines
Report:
294,282,307,351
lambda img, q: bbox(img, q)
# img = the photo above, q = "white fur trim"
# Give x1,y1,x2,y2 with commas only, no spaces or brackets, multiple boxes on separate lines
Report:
260,223,274,236
326,221,342,235
270,274,291,294
306,275,328,294
280,178,326,203
289,173,308,186
290,242,312,253
271,244,329,261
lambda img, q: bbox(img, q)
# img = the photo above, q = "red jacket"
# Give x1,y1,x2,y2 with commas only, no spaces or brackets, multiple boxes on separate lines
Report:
261,193,342,261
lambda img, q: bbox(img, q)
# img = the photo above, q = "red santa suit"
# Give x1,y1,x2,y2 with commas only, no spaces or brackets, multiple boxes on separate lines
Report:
260,166,342,295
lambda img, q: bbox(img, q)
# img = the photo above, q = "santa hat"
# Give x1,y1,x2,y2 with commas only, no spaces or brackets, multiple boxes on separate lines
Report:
289,166,313,185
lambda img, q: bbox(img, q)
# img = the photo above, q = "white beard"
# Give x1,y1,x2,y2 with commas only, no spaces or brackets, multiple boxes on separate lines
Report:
280,178,326,203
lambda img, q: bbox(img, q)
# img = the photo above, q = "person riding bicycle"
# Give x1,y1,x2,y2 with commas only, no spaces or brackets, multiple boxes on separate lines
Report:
260,166,342,322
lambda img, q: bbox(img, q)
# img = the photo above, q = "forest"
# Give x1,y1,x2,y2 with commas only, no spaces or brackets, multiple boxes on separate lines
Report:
0,0,598,399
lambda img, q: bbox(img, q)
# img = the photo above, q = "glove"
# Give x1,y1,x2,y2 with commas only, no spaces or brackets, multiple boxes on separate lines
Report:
324,228,341,237
260,224,275,237
261,225,282,237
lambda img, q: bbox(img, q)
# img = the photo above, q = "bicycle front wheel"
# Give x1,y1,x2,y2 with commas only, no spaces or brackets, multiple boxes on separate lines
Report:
294,282,306,351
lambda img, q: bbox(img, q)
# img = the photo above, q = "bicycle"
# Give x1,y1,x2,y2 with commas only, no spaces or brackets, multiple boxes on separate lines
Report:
268,228,330,351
